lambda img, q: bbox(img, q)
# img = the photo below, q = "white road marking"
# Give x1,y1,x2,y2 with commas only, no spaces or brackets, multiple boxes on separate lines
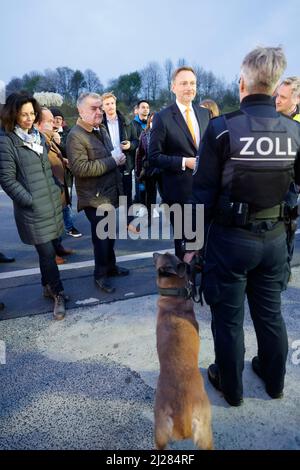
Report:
75,298,99,305
0,248,174,280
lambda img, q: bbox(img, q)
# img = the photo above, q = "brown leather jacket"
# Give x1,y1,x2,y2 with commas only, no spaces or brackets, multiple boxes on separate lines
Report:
66,118,123,211
43,130,70,207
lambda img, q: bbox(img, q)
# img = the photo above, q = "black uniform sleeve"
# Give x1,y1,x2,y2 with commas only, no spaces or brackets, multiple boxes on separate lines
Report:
294,148,300,186
192,117,229,223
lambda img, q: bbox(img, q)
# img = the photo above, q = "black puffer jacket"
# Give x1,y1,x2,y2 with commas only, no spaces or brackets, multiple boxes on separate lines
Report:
0,132,63,245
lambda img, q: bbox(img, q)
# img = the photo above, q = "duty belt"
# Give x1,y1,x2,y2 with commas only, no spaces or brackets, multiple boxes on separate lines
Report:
249,204,284,221
214,200,285,227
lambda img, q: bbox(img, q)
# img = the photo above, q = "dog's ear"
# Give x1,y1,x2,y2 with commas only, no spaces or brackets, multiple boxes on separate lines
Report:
153,252,161,268
158,265,177,276
176,262,187,278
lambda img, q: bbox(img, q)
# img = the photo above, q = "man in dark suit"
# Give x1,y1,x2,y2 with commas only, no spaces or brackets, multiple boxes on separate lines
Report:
149,66,210,258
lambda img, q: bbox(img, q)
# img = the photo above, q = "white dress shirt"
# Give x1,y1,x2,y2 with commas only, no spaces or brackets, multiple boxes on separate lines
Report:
176,99,200,148
106,115,121,149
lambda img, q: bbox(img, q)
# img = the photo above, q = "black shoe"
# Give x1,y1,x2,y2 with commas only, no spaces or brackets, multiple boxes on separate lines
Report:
66,227,82,238
208,364,243,407
108,265,129,277
251,356,284,399
0,253,15,263
251,356,264,379
95,277,115,293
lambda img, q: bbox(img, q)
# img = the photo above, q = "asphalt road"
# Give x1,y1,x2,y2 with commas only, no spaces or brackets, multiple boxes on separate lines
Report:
0,190,299,451
1,190,299,321
0,190,174,320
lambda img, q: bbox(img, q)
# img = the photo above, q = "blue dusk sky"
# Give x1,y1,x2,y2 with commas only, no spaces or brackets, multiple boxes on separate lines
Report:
0,0,298,86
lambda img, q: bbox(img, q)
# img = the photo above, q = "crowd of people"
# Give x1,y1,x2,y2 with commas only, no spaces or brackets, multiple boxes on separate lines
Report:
0,46,300,406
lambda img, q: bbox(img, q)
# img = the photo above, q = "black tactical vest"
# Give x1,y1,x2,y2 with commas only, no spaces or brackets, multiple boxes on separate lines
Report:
221,111,300,211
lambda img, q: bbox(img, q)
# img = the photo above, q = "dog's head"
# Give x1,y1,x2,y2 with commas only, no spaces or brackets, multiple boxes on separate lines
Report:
153,252,187,279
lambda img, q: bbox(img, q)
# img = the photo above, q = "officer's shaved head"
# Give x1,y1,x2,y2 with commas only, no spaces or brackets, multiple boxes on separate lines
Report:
241,46,287,95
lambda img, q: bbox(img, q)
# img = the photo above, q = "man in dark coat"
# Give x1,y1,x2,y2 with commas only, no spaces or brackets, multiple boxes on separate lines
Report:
149,67,210,258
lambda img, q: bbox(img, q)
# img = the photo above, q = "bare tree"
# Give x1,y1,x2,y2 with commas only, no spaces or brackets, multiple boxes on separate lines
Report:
36,69,60,93
164,59,174,101
141,62,163,101
196,69,219,101
6,77,24,96
70,70,86,101
177,57,187,67
193,65,206,101
84,69,103,93
22,71,42,94
140,66,151,100
56,67,74,100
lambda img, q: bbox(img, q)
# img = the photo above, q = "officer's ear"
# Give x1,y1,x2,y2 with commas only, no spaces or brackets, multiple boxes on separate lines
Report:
239,75,246,94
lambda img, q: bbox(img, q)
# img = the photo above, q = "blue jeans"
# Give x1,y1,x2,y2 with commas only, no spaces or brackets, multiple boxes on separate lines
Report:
63,205,74,231
35,239,64,294
203,221,289,399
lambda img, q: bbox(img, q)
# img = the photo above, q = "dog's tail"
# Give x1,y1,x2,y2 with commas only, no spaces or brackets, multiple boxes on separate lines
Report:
192,403,214,450
154,411,173,450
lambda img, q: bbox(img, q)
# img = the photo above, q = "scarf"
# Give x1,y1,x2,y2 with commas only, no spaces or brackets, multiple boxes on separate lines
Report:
14,125,43,155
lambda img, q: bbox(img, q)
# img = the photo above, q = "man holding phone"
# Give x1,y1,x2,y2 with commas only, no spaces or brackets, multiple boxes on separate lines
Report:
102,92,139,232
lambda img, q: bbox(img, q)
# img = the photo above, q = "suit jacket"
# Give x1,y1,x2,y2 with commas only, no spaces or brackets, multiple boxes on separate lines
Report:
149,102,209,204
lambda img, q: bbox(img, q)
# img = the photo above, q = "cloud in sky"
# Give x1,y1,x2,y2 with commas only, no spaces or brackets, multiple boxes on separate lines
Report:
1,0,299,86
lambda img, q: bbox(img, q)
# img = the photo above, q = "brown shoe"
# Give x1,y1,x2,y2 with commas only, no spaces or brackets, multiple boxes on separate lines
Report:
55,255,66,265
127,223,140,234
53,294,66,320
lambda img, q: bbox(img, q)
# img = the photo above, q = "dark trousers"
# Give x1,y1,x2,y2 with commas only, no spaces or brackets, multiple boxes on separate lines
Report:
285,183,299,263
84,207,116,279
35,239,63,294
145,174,161,222
170,204,186,260
122,172,134,224
203,221,289,399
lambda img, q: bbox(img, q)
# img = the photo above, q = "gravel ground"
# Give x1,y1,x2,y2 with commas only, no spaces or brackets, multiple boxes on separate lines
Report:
0,268,299,450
